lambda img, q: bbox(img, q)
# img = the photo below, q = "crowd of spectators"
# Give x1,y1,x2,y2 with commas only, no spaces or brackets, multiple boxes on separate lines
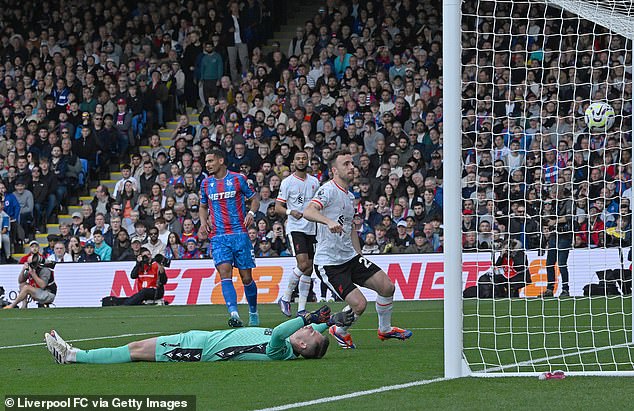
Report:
461,1,632,253
0,0,632,264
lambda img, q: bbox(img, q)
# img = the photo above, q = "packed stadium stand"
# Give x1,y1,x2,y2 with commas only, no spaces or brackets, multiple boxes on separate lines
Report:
0,0,630,264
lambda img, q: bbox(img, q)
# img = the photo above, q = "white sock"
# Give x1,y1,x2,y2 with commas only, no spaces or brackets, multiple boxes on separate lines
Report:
68,348,78,363
283,267,303,301
230,311,240,319
297,274,312,312
376,295,394,333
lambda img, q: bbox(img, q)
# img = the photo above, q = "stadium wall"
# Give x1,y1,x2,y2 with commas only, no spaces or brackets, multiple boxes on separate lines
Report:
0,250,628,307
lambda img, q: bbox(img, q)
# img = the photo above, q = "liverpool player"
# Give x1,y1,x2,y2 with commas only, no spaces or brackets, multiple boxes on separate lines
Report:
275,151,320,317
303,149,412,348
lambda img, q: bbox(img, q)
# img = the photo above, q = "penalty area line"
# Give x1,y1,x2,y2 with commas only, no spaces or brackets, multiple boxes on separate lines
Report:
0,331,160,350
252,377,448,411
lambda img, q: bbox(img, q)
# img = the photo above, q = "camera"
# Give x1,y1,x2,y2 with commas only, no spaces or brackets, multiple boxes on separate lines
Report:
28,255,55,271
153,254,171,267
28,254,43,269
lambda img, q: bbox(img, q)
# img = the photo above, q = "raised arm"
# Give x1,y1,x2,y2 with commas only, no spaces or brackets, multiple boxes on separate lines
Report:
268,317,306,352
268,306,333,353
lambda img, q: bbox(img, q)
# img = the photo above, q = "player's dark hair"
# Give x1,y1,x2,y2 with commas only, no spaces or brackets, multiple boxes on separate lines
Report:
328,148,351,170
207,148,226,163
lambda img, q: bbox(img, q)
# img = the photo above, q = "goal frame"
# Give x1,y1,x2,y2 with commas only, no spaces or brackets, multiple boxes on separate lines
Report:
442,0,634,378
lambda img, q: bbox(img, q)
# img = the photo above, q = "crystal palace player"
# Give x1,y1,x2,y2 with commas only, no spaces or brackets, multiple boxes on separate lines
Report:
45,307,355,364
303,149,412,348
199,149,260,327
275,151,320,317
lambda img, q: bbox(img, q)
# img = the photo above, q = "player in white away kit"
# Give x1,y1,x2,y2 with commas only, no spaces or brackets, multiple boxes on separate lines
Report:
303,149,412,348
275,151,319,317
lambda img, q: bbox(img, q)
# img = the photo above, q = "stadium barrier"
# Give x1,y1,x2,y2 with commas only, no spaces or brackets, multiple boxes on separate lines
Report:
0,250,628,307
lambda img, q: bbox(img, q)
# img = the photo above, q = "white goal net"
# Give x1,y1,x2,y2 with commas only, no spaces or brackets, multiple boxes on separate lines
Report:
456,0,634,376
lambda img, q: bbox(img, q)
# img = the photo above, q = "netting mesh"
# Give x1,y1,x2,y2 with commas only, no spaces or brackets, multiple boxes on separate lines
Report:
460,0,634,373
545,0,634,40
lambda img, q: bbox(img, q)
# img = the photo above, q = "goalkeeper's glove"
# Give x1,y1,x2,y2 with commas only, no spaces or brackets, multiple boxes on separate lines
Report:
327,310,356,327
301,305,331,325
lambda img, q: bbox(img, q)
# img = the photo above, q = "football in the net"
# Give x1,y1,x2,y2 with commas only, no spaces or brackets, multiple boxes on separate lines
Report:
584,101,616,131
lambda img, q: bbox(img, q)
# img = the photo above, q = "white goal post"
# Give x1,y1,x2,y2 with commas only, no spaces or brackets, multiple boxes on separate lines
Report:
443,0,634,378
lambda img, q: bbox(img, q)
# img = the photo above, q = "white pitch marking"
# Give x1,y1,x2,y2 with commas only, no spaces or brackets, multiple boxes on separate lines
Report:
0,331,160,350
480,342,634,373
252,377,448,411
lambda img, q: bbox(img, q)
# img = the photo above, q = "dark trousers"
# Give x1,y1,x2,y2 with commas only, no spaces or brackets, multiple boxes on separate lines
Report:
184,72,197,107
123,287,164,305
34,201,52,229
546,235,572,292
19,212,33,238
202,79,218,103
493,274,527,297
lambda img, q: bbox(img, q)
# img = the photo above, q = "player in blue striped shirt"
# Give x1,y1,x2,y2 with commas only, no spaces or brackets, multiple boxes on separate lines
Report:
199,149,261,327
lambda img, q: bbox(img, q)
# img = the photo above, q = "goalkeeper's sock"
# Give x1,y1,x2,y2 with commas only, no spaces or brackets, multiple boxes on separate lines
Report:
243,280,258,314
376,295,394,333
283,267,302,301
297,274,312,312
75,346,131,364
221,278,239,315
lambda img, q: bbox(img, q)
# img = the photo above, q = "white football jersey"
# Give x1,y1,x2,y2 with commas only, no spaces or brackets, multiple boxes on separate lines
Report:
277,173,319,235
311,180,357,266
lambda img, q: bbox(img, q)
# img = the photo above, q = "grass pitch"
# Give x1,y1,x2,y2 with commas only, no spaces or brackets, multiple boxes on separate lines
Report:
2,300,634,410
464,297,634,373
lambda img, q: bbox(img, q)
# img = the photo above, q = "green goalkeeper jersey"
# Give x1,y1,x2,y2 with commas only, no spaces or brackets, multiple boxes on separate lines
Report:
155,317,327,362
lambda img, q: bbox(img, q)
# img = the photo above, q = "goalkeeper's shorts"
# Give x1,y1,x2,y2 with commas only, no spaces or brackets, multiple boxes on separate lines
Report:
155,330,221,362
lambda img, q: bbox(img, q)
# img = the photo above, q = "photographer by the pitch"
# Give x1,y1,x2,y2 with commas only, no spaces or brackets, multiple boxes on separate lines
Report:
123,248,168,305
492,237,530,298
3,254,57,309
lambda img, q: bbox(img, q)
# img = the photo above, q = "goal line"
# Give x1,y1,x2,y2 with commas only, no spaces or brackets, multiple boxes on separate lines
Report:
471,341,634,376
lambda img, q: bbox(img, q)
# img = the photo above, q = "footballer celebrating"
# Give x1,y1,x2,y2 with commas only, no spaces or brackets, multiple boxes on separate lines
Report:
275,150,320,317
303,149,412,348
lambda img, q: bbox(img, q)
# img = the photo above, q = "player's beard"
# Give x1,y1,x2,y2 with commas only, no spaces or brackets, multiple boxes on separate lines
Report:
339,172,353,186
295,163,308,172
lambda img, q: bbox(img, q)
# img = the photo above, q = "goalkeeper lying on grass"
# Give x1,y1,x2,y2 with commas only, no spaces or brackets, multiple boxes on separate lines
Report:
45,306,354,364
